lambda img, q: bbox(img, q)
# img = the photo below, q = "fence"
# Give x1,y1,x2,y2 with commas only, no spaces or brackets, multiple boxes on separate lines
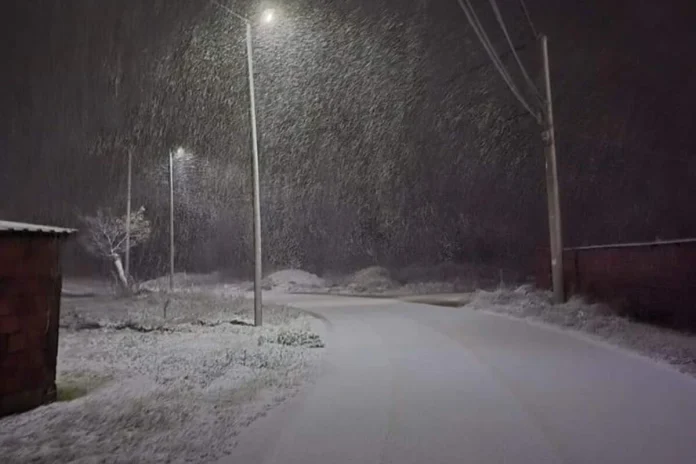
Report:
536,238,696,330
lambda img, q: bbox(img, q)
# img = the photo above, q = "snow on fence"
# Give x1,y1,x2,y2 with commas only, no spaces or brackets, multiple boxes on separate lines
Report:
536,238,696,330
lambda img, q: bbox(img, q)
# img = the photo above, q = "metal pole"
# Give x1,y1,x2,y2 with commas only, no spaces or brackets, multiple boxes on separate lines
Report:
540,35,565,303
245,21,263,326
169,150,175,292
125,150,132,283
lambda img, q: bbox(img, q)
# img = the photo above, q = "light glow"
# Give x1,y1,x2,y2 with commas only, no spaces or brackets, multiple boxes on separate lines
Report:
261,9,275,24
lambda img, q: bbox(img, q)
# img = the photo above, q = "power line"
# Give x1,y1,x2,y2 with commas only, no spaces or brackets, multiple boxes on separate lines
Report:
488,0,543,104
467,42,527,74
518,0,539,39
460,0,534,114
459,0,540,121
456,0,541,122
458,1,564,302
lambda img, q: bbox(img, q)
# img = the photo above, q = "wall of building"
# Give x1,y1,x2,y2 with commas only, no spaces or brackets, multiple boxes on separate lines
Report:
537,239,696,330
0,235,62,417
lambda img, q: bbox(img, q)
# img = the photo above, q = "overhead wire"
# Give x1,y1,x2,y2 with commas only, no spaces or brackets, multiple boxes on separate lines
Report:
518,0,539,39
459,0,540,121
488,0,544,104
463,0,520,95
455,0,541,122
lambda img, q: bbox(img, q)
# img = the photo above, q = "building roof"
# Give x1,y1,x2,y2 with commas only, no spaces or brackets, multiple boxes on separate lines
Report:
0,220,77,235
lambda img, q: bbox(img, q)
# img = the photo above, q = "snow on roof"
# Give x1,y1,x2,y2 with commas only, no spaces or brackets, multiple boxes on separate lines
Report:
0,220,77,235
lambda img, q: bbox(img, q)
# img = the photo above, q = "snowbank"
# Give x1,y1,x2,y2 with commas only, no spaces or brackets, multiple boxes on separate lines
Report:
288,264,505,296
0,292,324,463
466,285,696,377
344,266,397,292
391,262,511,289
265,269,325,291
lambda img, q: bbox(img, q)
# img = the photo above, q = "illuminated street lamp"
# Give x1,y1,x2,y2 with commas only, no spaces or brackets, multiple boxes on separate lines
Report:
168,147,194,292
261,9,275,24
213,2,275,327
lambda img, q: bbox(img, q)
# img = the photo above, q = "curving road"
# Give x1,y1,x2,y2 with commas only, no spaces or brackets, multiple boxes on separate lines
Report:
226,293,696,464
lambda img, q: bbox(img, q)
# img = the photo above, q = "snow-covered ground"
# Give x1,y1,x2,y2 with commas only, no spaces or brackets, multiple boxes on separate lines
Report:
41,269,696,462
0,291,324,464
230,292,696,464
282,265,491,296
264,269,326,291
269,266,696,379
466,285,696,378
138,272,229,293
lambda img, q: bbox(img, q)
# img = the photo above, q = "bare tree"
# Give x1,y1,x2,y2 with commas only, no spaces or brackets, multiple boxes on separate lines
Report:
80,207,151,291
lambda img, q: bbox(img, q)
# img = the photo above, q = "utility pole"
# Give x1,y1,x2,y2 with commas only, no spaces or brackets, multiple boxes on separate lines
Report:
540,35,564,303
125,150,132,283
246,21,263,327
454,0,564,303
169,150,175,292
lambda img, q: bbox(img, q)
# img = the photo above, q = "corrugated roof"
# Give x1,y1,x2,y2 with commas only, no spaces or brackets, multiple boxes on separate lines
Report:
0,220,77,235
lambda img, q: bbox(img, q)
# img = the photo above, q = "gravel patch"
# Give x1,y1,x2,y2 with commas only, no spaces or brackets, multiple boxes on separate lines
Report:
0,292,324,463
466,285,696,377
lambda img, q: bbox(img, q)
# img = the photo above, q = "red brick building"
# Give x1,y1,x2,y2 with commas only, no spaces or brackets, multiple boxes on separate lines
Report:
0,220,75,417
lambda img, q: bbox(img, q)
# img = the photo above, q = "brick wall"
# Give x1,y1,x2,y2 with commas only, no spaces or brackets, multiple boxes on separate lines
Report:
537,239,696,330
0,235,62,417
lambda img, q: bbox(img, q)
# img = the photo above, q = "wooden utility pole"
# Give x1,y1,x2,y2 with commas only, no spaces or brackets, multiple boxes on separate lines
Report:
540,35,565,303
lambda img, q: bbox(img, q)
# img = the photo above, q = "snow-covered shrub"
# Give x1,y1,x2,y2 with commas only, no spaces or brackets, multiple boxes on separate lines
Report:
275,330,324,348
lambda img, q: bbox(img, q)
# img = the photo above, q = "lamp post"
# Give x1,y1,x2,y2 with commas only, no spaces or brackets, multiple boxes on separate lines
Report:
169,150,175,292
166,147,195,293
125,150,132,283
213,2,273,327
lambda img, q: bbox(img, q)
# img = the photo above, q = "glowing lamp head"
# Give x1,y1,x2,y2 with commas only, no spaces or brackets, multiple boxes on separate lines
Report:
261,9,275,24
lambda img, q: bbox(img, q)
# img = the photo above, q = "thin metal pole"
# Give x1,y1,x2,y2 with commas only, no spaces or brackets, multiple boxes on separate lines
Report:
169,150,175,292
540,35,564,303
125,150,132,282
245,21,263,327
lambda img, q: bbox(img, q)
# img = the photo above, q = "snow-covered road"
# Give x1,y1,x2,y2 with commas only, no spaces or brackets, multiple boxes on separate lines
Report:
226,293,696,463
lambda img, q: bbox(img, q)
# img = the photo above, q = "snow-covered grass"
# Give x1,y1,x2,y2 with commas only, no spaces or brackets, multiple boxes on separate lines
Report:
466,285,696,377
0,292,324,463
139,271,227,292
137,264,505,297
139,269,327,295
59,290,286,329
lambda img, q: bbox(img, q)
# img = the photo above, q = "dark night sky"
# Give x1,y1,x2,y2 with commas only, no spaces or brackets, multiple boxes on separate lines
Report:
1,0,695,275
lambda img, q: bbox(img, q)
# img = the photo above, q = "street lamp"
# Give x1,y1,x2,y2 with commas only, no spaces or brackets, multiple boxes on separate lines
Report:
213,2,274,327
167,147,194,292
261,9,275,24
